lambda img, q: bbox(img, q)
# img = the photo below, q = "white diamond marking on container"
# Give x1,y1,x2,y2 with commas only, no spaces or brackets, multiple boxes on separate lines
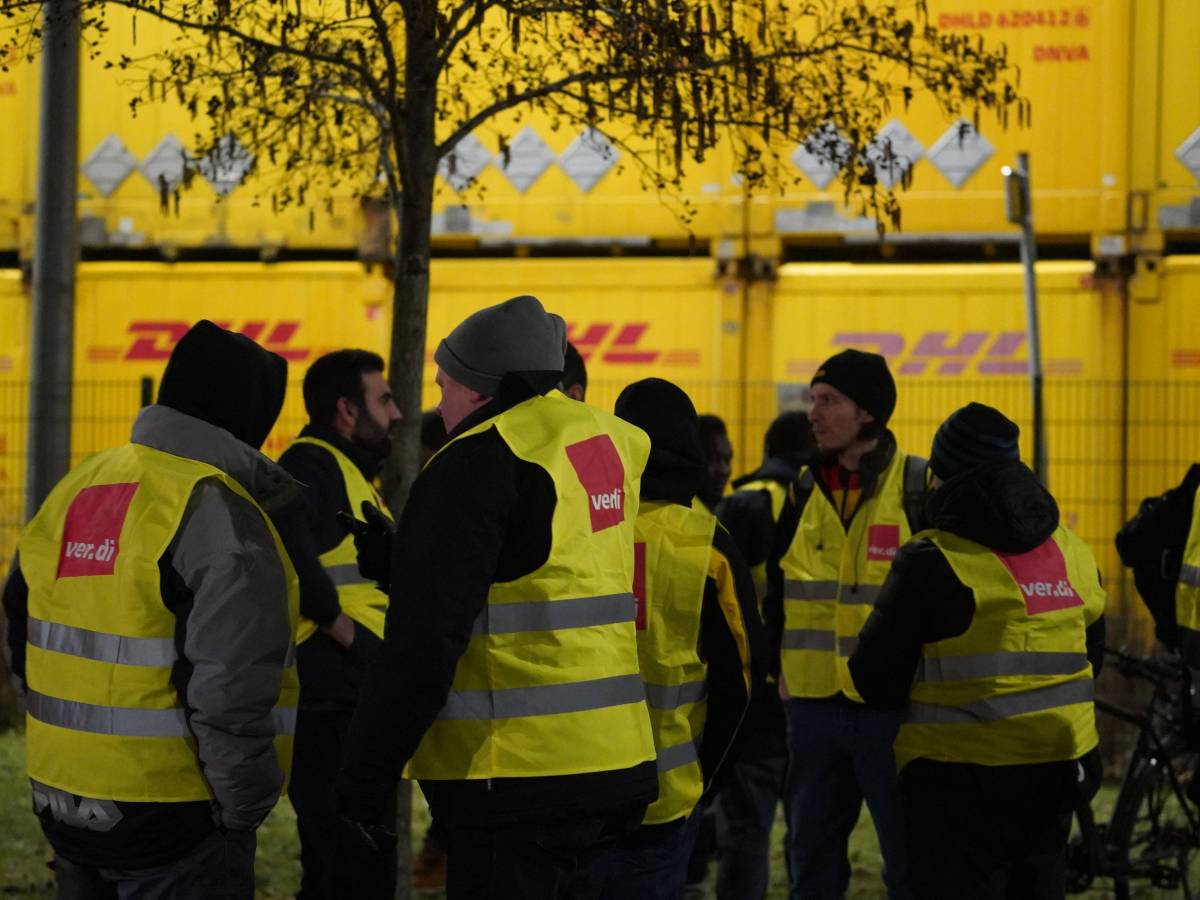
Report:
558,128,620,193
197,134,255,197
927,119,995,189
866,120,925,189
790,124,851,190
497,127,555,193
438,132,492,193
140,133,193,193
1175,126,1200,183
81,135,137,198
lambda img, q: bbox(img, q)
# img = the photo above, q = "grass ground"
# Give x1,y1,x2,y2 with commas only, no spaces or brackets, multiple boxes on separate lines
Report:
0,729,1139,899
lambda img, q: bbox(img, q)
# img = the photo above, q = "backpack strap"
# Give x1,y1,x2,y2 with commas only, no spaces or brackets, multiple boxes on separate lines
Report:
902,454,930,533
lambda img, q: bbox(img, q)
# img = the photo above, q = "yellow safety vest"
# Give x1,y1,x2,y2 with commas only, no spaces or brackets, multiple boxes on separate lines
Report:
732,477,788,605
18,443,300,802
408,391,656,780
633,498,715,825
290,437,391,643
896,527,1104,770
779,451,915,702
1175,490,1200,639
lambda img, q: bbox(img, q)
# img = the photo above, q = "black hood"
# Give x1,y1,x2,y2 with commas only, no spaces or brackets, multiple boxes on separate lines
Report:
157,320,288,451
732,455,800,490
927,460,1059,554
614,378,704,506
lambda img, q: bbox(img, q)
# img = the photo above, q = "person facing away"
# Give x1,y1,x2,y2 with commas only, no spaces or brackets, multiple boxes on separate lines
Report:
561,341,588,402
712,408,813,900
592,377,762,900
763,348,928,900
1,320,299,900
697,414,734,512
275,349,402,900
335,295,658,900
849,403,1106,900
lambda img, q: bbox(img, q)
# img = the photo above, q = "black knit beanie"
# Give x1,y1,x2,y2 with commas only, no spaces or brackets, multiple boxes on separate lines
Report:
434,295,566,396
810,349,897,428
614,378,704,505
930,403,1021,481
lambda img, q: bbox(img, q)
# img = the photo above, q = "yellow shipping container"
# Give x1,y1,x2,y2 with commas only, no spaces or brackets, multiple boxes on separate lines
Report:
768,261,1127,597
0,269,28,580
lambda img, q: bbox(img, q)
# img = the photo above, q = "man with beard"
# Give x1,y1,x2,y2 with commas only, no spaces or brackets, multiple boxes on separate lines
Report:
277,349,402,900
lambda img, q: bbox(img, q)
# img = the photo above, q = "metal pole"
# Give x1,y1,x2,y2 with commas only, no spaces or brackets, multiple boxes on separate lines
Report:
1014,153,1047,485
25,0,80,518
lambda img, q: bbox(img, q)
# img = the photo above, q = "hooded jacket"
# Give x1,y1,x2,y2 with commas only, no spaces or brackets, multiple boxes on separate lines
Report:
848,460,1106,712
2,323,300,868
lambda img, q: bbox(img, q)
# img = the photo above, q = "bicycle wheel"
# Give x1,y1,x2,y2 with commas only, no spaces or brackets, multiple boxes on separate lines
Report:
1107,737,1200,900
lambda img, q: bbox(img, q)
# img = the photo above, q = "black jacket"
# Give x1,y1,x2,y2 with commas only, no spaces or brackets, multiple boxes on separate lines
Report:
278,425,387,711
848,459,1106,717
337,378,658,827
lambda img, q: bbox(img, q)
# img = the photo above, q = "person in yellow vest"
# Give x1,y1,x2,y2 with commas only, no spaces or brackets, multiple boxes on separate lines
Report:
1,320,299,900
335,295,658,900
764,348,927,900
275,349,401,900
713,410,812,900
849,403,1106,899
584,377,761,898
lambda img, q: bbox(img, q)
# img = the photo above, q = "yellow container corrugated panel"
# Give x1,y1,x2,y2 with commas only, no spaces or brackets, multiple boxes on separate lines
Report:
0,269,28,583
770,0,1131,240
1134,0,1200,233
0,52,33,253
1126,255,1200,516
424,257,746,463
770,261,1126,600
71,262,392,459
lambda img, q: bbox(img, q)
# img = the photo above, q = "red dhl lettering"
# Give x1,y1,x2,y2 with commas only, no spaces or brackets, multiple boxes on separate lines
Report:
122,321,311,361
566,322,701,367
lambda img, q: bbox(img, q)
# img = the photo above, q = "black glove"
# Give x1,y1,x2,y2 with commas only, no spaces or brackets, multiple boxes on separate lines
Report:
340,501,395,592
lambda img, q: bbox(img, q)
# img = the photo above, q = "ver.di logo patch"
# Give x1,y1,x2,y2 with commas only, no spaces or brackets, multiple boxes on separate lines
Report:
565,434,626,533
995,540,1084,615
866,524,900,562
57,483,139,579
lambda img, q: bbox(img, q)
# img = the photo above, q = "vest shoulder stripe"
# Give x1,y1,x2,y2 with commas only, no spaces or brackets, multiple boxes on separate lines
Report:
644,679,707,710
782,629,836,651
29,617,176,668
472,593,636,636
1182,563,1200,588
917,651,1090,683
28,691,191,738
655,737,700,773
905,679,1095,725
437,673,645,721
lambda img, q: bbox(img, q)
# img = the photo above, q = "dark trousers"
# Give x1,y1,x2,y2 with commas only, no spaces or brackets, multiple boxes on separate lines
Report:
900,758,1076,900
597,809,704,900
716,724,788,900
783,698,912,900
54,829,256,900
445,809,640,900
289,708,397,900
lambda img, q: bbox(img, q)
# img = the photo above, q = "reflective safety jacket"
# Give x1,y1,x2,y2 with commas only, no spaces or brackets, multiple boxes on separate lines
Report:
18,443,300,802
1175,490,1200,647
407,391,656,780
633,498,716,825
779,451,923,701
734,477,788,604
896,527,1104,770
290,436,391,643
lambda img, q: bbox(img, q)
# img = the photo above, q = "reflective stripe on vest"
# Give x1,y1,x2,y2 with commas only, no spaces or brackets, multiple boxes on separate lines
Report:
1182,563,1200,587
406,392,655,781
895,527,1104,770
778,451,917,701
17,442,300,803
631,498,713,825
289,437,391,642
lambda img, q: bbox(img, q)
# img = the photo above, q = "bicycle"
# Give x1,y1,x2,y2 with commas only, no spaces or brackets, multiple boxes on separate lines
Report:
1067,647,1200,899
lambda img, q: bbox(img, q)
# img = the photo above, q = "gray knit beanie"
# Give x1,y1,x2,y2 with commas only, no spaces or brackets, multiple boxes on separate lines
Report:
433,295,567,396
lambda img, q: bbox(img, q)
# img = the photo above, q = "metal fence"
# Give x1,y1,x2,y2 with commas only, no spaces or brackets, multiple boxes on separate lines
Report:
3,376,1199,651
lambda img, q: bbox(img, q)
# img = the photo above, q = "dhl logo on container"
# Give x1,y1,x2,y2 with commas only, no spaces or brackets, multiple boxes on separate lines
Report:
786,330,1083,378
88,319,703,368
